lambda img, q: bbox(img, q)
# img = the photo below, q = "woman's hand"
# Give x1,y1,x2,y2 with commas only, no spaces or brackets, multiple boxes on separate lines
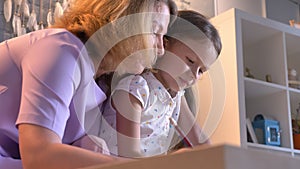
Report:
72,135,110,155
18,124,119,169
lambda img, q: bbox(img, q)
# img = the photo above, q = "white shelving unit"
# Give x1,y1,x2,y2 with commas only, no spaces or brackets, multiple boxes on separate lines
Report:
203,8,300,157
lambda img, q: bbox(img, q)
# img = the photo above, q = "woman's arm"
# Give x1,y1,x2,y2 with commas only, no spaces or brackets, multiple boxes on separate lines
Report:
111,90,143,158
177,96,211,147
19,124,123,169
72,134,110,155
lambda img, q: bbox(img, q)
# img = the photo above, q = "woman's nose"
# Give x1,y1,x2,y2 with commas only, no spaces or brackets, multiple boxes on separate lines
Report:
155,36,165,56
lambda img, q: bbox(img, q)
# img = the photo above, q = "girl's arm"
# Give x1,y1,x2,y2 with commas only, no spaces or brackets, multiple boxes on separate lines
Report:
111,90,143,158
19,124,124,169
177,96,211,147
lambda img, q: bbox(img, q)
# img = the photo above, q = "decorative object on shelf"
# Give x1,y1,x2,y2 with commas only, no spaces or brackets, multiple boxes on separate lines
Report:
292,103,300,149
12,12,21,36
20,23,26,35
4,0,13,22
38,0,44,30
27,0,38,31
289,0,300,29
289,20,300,29
22,0,30,17
47,0,53,27
252,114,281,146
18,0,28,36
288,68,300,89
289,80,300,89
293,134,300,149
54,0,64,22
245,67,254,78
265,74,272,82
288,68,297,80
12,0,22,36
3,0,72,37
62,0,69,11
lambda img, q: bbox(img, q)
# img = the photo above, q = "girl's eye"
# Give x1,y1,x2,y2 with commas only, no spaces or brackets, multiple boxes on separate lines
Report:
186,57,194,64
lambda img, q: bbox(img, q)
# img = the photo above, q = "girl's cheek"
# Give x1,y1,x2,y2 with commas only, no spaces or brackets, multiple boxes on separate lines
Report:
154,52,190,79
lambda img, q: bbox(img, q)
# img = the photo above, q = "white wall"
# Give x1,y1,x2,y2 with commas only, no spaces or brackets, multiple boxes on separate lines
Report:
216,0,265,17
187,0,265,18
189,0,215,18
188,0,299,25
266,0,299,25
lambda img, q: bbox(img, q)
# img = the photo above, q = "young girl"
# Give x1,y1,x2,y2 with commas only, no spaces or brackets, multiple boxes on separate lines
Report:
99,10,222,158
0,0,177,168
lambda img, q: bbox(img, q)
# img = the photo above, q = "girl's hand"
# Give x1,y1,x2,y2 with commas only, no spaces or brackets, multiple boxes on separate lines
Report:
170,147,193,155
170,144,211,155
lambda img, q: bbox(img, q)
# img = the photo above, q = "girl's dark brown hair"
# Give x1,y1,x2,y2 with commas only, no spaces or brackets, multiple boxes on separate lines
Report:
165,10,222,56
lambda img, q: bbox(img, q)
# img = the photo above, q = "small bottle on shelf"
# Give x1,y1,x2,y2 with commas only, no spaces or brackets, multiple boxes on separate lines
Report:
266,74,272,83
288,68,299,89
245,67,254,79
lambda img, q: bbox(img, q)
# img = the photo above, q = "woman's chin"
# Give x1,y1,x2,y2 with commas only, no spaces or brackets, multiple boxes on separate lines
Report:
115,63,145,75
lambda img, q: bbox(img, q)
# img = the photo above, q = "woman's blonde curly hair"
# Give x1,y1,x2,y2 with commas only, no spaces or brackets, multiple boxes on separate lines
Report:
52,0,177,74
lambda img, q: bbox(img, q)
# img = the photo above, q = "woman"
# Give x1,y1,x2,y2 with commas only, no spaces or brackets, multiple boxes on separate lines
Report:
0,0,177,169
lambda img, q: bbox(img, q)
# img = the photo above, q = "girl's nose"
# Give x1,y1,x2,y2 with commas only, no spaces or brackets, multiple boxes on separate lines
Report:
194,67,202,80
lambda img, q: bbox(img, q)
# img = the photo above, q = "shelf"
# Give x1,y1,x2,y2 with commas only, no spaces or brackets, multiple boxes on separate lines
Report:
247,142,292,154
286,33,300,89
209,8,300,156
241,19,286,86
289,80,300,85
289,80,300,93
289,87,300,94
293,149,300,156
286,35,300,56
244,77,286,99
241,19,282,48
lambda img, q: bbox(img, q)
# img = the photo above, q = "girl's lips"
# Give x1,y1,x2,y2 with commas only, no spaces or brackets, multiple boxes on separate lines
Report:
178,77,188,88
178,76,195,89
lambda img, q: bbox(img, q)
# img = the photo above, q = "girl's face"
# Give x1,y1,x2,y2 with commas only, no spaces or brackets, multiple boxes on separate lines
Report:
154,38,217,92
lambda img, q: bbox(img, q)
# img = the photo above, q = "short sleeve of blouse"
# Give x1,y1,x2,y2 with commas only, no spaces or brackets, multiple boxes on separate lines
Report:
114,75,150,109
16,30,86,139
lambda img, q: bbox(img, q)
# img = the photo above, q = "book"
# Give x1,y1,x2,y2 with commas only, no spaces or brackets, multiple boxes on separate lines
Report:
246,118,258,143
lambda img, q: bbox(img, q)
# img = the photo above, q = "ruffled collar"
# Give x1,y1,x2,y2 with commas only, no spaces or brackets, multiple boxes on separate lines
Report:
142,71,184,104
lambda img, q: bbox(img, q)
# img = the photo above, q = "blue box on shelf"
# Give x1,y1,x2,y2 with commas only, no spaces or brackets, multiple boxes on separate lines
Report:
252,114,281,146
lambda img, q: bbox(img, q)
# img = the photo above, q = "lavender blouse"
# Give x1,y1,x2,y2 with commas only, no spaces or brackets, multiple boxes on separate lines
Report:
0,29,106,168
